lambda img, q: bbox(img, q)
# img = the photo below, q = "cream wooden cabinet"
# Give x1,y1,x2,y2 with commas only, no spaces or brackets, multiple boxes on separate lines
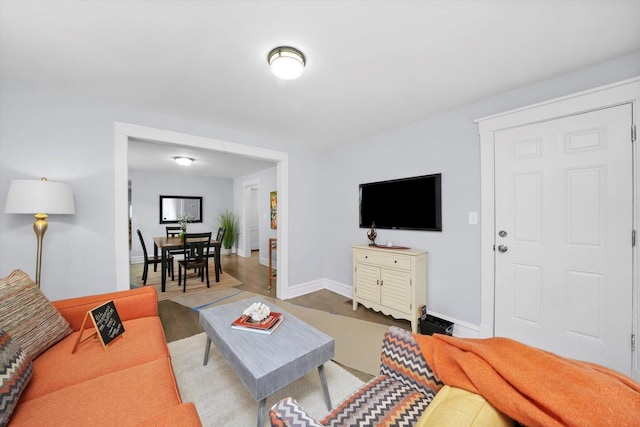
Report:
352,245,426,332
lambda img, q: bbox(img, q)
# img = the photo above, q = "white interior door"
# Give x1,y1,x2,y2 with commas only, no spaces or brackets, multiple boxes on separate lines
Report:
494,104,633,374
250,188,260,250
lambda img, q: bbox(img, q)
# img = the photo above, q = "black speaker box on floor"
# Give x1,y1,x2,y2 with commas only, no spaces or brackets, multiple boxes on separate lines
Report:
419,314,453,336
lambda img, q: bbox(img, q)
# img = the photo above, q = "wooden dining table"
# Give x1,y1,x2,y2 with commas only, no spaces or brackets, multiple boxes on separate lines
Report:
153,236,222,292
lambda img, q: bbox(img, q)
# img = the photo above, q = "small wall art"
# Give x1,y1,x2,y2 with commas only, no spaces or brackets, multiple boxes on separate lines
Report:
270,191,277,229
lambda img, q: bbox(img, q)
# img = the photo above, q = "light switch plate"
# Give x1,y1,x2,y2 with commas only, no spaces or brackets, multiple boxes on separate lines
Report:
468,212,478,225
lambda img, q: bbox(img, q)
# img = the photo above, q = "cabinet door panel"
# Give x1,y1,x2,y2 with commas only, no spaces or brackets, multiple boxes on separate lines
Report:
381,269,412,312
356,264,381,303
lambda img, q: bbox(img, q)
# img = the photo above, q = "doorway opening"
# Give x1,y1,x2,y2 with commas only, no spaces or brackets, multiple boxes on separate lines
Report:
114,122,289,300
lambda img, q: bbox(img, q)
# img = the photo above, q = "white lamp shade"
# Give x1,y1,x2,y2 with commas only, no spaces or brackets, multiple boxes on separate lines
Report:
4,179,75,214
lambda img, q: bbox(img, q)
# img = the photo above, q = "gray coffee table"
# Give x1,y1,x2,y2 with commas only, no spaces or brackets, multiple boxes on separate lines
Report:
199,296,335,427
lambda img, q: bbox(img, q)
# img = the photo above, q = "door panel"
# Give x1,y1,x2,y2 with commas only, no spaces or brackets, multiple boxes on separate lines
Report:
356,264,380,303
512,263,541,325
381,269,411,312
494,104,633,374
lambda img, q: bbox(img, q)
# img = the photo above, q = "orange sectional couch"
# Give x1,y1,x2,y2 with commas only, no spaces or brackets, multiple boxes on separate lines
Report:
1,270,201,426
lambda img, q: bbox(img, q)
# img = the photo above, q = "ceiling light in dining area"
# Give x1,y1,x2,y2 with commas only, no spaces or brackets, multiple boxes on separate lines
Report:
268,46,306,80
174,157,194,167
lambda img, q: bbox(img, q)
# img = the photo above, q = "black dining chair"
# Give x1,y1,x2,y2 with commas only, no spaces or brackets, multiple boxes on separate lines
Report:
166,226,182,237
178,232,212,292
207,227,225,277
165,226,184,280
137,229,171,285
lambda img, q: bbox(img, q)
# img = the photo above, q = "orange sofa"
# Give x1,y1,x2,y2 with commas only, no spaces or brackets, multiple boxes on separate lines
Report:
2,270,201,426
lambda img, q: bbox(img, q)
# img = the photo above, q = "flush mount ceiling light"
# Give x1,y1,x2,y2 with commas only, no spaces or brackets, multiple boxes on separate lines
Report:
268,46,306,80
174,157,194,166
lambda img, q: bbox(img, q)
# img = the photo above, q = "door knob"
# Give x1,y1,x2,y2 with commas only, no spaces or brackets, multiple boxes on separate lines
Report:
497,244,508,253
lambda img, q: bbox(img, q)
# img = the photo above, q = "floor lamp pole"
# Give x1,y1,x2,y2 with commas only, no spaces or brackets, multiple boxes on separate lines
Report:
33,213,48,288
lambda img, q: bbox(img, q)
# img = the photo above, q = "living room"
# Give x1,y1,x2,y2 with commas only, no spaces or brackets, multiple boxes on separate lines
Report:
1,2,640,425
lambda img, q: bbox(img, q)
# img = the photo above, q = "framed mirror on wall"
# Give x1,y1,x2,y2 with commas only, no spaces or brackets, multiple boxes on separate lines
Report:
159,195,203,224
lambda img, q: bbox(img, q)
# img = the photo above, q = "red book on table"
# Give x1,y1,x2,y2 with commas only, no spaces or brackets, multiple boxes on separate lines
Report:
231,312,283,331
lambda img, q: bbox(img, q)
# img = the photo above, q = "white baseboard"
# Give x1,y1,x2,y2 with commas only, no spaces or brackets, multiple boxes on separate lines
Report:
324,279,353,299
284,278,353,299
285,278,324,298
425,310,479,338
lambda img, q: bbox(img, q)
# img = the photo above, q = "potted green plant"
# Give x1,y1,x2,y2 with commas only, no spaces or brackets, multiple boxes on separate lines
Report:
218,209,239,254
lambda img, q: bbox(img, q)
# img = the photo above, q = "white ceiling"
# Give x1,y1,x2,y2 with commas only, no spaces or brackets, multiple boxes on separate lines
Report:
1,1,640,177
127,138,276,178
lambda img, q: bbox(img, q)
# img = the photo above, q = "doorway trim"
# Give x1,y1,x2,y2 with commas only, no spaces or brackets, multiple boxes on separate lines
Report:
114,122,289,300
475,77,639,379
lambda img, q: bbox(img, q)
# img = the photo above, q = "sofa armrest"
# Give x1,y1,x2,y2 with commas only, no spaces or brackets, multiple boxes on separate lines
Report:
52,286,158,331
379,326,445,399
269,397,324,427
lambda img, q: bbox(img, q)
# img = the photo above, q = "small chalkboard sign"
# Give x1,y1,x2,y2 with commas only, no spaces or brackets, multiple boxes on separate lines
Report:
91,301,125,346
72,300,126,353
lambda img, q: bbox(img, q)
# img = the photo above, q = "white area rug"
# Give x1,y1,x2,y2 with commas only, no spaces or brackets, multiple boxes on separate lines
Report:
169,332,365,427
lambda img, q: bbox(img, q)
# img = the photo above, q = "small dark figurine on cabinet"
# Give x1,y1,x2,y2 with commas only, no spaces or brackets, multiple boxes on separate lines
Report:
367,222,377,246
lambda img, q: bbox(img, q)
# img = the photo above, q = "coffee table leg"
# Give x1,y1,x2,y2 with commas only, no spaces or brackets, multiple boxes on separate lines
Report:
203,337,211,366
258,398,266,427
317,364,332,410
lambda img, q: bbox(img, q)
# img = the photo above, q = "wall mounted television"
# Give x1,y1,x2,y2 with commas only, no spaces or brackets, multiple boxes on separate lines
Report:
359,173,442,231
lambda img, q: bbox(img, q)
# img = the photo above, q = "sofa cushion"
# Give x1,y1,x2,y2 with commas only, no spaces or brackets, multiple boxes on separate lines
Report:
20,316,169,402
135,402,202,426
9,357,183,426
0,329,33,426
0,270,72,360
416,385,514,427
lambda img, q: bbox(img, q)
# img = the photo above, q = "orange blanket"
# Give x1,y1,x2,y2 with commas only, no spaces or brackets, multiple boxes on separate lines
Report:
415,333,640,427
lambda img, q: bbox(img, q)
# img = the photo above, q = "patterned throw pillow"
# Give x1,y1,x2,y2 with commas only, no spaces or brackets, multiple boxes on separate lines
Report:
0,270,72,360
0,328,33,426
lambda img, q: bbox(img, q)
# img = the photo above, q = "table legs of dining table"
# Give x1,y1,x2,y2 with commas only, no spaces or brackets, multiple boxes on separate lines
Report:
160,247,167,292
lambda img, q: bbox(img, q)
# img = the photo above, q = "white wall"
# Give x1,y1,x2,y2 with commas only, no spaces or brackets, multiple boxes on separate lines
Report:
129,169,233,263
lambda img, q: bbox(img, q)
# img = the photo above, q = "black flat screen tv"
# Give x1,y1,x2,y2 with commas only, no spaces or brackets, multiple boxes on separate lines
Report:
359,173,442,231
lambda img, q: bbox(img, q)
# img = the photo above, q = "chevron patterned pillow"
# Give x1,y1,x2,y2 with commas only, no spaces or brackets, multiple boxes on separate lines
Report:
0,328,33,426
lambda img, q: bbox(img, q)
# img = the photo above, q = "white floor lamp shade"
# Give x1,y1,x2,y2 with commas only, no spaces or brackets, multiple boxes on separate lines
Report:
4,178,75,287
